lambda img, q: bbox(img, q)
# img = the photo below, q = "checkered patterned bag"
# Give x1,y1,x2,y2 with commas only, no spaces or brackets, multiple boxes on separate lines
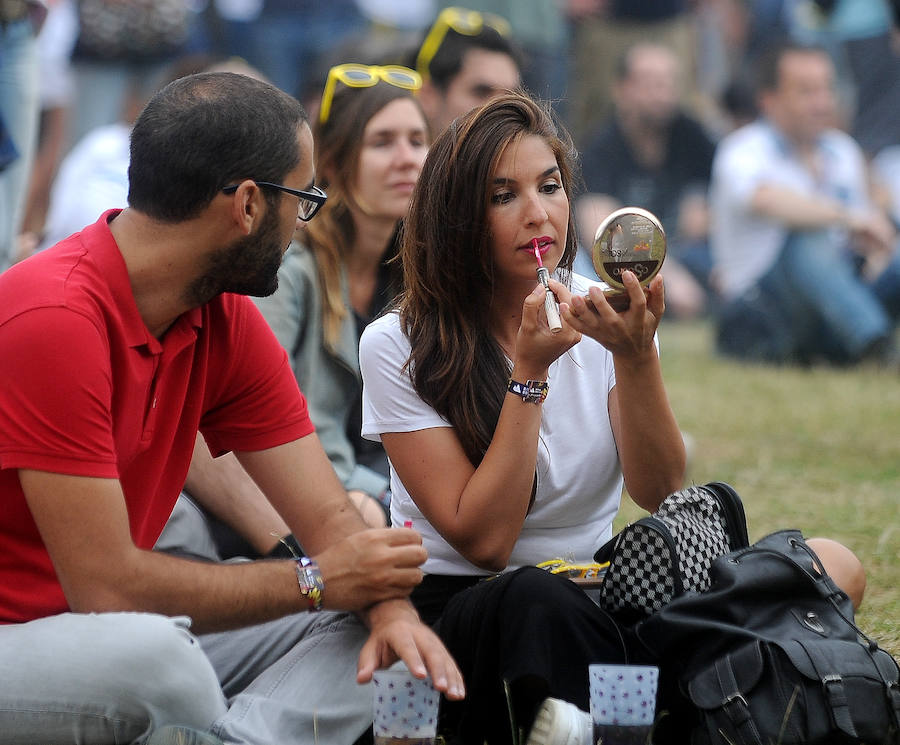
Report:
594,482,749,618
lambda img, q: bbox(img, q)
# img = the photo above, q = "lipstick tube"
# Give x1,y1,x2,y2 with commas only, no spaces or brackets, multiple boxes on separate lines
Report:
536,266,562,332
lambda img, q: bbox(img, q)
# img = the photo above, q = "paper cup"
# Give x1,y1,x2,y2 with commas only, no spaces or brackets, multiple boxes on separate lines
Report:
372,669,438,745
589,664,658,744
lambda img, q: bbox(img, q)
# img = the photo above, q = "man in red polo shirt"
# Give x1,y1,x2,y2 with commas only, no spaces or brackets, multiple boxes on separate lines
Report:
0,71,463,745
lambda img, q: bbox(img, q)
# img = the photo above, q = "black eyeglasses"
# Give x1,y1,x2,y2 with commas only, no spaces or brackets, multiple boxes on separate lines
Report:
222,180,328,221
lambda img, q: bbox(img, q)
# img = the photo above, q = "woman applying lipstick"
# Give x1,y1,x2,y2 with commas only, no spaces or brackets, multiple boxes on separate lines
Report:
360,90,867,744
254,64,430,527
359,91,685,744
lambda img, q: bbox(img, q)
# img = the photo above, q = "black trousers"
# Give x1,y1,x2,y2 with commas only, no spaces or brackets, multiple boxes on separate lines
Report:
411,567,635,745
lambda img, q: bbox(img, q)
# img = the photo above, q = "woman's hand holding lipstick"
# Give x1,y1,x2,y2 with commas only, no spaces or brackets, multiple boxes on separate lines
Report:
516,279,580,372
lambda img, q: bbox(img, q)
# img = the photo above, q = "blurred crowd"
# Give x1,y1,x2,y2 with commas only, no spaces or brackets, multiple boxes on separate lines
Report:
2,0,900,366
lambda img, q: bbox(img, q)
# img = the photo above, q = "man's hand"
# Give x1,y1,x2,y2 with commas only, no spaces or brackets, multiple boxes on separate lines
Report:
357,598,466,701
845,207,898,279
846,207,896,253
313,528,427,611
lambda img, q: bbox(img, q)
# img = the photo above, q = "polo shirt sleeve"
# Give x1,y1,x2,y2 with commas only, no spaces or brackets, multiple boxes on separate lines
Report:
0,306,119,476
199,295,314,456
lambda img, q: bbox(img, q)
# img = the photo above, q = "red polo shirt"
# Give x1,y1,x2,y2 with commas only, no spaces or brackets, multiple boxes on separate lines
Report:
0,211,314,623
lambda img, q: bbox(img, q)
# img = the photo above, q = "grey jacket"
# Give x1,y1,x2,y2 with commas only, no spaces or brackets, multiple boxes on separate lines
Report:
253,241,389,498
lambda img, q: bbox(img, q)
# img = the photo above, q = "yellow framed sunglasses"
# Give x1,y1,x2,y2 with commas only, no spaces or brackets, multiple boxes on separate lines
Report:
318,64,422,124
415,6,512,81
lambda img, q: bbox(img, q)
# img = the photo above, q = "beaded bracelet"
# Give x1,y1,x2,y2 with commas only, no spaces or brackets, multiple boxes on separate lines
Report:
295,556,325,612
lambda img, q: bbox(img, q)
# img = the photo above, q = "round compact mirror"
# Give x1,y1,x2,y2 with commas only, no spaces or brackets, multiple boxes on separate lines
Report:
590,207,666,311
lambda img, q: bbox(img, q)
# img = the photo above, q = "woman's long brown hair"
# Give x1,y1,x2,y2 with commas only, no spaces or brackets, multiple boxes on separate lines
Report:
399,91,578,465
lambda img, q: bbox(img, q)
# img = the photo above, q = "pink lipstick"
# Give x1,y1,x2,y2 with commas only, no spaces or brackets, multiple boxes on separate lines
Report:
532,238,562,332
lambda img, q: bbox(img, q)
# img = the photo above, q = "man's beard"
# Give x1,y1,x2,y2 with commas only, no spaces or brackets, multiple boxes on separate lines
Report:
187,207,286,306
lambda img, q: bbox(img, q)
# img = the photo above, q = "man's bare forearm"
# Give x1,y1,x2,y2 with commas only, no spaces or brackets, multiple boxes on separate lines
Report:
185,434,289,554
750,184,847,230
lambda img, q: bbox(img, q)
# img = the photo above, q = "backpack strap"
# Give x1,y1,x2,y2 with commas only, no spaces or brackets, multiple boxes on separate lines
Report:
821,674,857,737
713,655,764,745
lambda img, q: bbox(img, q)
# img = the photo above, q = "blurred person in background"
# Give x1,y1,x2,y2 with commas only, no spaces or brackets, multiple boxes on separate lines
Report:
235,0,366,100
784,0,900,158
0,0,46,272
67,0,191,147
407,5,522,134
432,0,567,103
17,0,76,262
577,41,716,319
565,0,701,149
710,41,900,365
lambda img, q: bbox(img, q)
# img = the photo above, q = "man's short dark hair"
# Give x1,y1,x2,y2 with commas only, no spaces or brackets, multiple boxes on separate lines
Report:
128,72,308,222
409,23,522,92
755,40,832,94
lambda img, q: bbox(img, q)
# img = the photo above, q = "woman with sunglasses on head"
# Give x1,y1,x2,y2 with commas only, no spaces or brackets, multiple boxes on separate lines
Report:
358,88,684,744
253,64,429,528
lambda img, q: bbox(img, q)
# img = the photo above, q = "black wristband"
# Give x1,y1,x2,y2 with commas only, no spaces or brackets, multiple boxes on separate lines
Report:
267,532,304,559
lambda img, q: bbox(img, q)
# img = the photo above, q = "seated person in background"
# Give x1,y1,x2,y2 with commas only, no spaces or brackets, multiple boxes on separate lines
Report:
359,90,867,745
577,41,715,319
0,71,463,745
407,5,522,135
710,40,900,365
254,62,431,527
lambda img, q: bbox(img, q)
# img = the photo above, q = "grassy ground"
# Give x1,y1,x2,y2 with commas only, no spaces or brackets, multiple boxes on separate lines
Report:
612,319,899,656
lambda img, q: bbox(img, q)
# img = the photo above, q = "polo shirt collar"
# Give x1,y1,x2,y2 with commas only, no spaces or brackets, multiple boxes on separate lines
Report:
87,210,204,352
762,117,831,158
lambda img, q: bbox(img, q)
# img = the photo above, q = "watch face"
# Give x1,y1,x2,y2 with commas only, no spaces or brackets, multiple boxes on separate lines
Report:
590,207,666,310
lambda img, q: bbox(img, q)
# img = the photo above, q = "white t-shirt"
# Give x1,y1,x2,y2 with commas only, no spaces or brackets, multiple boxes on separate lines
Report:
359,273,625,576
709,119,870,299
40,123,131,251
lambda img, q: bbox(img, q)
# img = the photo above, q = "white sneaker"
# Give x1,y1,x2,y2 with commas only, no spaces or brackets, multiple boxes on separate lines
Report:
525,697,593,745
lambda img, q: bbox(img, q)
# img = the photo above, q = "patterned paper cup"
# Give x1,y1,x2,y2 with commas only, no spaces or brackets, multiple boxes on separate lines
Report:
589,664,658,744
372,669,438,745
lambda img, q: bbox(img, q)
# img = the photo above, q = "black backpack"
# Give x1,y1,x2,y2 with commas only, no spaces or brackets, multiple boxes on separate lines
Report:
595,484,900,743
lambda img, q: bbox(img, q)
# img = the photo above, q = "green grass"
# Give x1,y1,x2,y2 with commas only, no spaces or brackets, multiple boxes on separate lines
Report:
612,319,900,656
